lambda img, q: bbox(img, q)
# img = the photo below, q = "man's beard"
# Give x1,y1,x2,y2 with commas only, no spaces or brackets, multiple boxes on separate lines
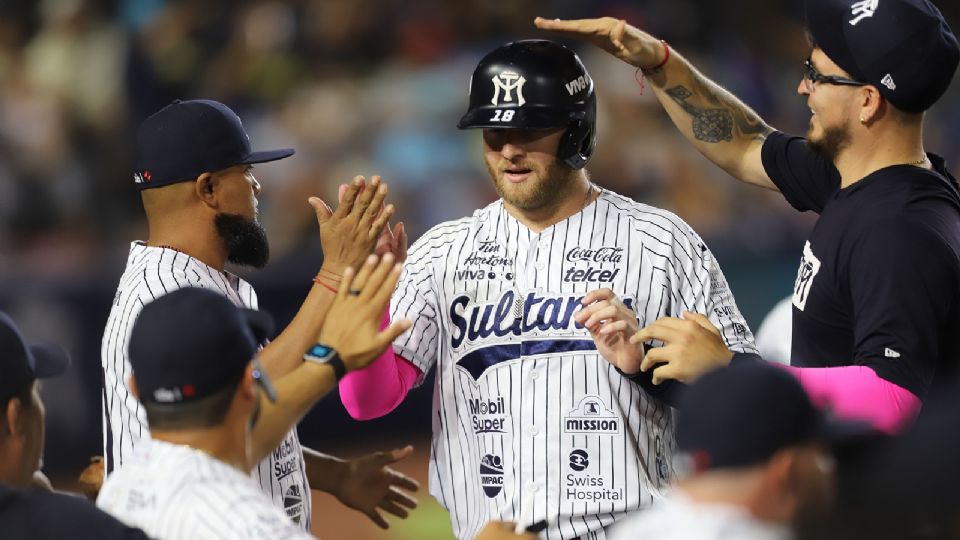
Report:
486,159,579,211
806,121,852,164
214,213,270,268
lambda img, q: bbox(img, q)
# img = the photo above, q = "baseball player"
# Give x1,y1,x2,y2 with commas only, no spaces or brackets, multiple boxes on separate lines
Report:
537,0,960,432
338,40,758,539
101,99,417,531
98,265,403,539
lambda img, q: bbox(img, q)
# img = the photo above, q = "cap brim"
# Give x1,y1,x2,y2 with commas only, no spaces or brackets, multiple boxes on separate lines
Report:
240,309,275,344
240,148,295,165
27,343,70,379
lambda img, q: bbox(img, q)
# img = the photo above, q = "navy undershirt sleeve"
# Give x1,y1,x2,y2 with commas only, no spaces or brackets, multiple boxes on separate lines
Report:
761,131,841,213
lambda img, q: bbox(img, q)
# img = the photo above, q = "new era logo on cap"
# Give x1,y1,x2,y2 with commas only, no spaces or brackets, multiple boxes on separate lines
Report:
133,99,294,190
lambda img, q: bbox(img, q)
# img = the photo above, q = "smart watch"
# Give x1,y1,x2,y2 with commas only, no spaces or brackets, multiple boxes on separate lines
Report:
303,344,346,381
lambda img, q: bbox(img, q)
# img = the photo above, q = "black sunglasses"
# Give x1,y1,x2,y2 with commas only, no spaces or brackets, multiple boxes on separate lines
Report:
803,58,867,88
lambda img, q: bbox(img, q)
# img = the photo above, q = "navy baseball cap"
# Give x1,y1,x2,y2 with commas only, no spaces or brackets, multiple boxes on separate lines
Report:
677,363,873,471
128,288,277,405
0,311,70,403
805,0,959,113
133,99,295,190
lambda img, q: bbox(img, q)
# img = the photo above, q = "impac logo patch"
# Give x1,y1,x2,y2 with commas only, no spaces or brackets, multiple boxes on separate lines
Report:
480,454,504,497
283,485,304,524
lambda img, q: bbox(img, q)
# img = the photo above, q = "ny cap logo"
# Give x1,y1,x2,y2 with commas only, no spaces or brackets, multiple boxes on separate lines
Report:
849,0,879,26
881,74,897,91
491,70,526,107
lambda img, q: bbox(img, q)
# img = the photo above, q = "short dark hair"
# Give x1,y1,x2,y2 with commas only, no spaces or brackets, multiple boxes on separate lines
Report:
142,376,241,430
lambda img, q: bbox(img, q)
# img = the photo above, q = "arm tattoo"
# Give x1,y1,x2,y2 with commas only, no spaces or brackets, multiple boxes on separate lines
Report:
665,86,733,142
665,74,773,144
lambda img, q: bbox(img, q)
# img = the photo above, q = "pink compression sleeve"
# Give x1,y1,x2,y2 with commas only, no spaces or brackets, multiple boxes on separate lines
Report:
782,365,922,434
338,311,421,420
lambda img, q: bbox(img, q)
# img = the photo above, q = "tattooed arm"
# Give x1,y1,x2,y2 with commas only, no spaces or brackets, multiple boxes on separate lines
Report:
535,16,777,190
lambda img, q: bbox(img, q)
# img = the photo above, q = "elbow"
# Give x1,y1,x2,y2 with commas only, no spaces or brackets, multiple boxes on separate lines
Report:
339,384,405,420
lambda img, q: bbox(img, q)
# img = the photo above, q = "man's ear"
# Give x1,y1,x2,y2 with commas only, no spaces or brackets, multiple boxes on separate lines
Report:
241,366,258,401
194,172,219,210
4,398,23,438
859,86,885,125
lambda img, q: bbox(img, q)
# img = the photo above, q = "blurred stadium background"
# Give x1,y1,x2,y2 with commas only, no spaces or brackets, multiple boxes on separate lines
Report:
0,0,956,538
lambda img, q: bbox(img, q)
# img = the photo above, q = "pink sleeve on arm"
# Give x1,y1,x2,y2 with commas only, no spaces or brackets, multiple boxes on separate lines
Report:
782,365,922,433
338,310,422,420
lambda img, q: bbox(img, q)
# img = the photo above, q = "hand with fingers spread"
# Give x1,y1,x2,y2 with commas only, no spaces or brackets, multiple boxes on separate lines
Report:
533,16,666,69
336,182,409,263
308,175,396,275
631,312,733,385
574,288,645,374
318,253,412,371
333,446,420,529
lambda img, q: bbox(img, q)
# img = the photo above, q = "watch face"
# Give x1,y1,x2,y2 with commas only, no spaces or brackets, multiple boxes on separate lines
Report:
306,344,334,360
303,343,337,363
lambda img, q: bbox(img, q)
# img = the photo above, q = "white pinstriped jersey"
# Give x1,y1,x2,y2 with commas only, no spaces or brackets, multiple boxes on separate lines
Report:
392,189,757,540
97,439,313,540
101,242,311,530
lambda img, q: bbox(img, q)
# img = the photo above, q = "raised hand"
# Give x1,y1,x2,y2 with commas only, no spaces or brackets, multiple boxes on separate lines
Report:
533,16,666,69
318,253,411,371
632,312,733,385
574,288,645,374
309,175,395,275
332,446,420,529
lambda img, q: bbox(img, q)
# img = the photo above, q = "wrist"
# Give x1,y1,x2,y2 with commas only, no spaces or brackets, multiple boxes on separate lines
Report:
640,40,670,71
319,263,347,276
307,454,349,493
304,343,347,381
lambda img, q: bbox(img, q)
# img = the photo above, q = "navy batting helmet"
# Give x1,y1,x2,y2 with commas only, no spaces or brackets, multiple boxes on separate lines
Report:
457,40,597,170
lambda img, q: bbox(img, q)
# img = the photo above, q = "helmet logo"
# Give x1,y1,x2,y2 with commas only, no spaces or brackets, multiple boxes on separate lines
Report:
491,70,526,107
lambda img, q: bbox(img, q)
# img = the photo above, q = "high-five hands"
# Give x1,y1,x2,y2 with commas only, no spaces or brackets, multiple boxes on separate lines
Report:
309,175,397,274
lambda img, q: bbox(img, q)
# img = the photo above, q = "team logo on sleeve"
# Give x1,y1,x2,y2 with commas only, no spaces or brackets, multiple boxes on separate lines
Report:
480,454,504,497
563,396,621,435
793,241,821,311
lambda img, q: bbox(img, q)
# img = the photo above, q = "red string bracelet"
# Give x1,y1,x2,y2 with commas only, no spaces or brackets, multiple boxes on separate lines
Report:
634,40,670,95
317,268,342,278
312,277,338,293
